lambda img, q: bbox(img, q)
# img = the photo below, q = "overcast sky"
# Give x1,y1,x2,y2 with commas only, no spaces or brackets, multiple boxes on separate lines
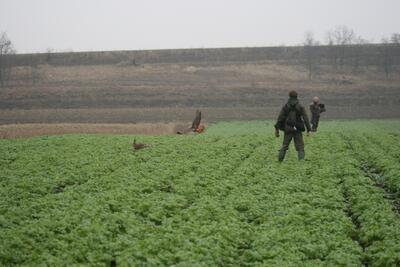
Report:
1,0,399,54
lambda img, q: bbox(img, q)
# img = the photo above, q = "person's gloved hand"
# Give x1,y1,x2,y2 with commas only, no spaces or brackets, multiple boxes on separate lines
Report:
275,129,280,138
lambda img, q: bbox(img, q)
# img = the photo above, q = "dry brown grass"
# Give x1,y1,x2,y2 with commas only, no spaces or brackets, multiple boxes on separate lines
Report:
0,107,272,125
1,105,399,128
0,123,181,139
2,61,399,124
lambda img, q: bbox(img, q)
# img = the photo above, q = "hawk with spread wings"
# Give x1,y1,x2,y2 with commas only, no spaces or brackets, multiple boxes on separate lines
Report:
176,110,205,134
191,110,201,131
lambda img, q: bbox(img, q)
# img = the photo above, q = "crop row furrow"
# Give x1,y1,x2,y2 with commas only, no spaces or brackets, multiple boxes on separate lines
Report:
362,133,400,160
360,163,400,215
339,132,400,216
224,134,365,265
335,132,400,266
341,132,400,212
1,121,400,266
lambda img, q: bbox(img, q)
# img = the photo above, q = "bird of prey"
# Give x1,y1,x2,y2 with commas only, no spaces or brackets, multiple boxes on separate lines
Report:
191,110,201,131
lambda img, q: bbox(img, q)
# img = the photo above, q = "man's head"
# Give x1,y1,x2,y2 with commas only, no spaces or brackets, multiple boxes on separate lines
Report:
288,90,298,98
313,96,320,103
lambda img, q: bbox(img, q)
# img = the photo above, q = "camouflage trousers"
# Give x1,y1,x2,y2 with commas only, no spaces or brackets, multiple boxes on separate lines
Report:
311,115,320,131
278,131,305,161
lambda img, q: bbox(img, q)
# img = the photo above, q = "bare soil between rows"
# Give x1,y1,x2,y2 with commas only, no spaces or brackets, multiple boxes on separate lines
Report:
0,123,188,139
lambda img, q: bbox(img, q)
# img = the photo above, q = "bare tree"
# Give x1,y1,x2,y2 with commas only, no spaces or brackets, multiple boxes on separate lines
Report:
352,36,369,73
303,31,319,80
391,33,400,44
381,38,393,79
331,25,355,45
326,25,356,69
0,32,16,88
29,54,40,85
45,48,54,64
325,30,338,68
390,33,400,71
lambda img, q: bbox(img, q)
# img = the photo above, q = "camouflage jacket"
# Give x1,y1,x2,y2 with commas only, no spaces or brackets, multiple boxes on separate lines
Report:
309,103,326,117
275,98,311,132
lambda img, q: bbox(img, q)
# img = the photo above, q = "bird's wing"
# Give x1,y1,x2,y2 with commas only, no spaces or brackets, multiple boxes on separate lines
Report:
191,110,201,129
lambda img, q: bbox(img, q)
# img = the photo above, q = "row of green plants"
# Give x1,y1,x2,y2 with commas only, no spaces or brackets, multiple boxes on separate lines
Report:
325,132,400,266
0,121,399,266
0,132,278,265
346,132,400,195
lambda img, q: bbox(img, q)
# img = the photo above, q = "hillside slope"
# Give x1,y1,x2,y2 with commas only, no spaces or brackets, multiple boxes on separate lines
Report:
1,61,399,124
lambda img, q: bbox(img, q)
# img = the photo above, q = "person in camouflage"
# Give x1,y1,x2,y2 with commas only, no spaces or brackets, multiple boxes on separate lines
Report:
309,96,326,132
275,91,311,161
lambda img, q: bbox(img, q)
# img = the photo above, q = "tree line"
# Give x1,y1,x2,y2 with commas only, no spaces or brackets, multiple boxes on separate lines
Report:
1,26,400,88
0,32,16,87
303,26,400,80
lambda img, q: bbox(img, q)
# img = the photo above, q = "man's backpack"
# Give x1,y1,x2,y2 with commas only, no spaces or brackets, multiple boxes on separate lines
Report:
285,104,305,132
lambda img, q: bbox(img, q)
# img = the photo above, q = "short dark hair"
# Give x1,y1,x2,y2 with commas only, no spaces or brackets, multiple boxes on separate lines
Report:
289,90,298,98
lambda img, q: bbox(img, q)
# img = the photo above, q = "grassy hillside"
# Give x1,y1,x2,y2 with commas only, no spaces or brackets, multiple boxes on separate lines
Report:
1,121,400,265
1,61,399,124
1,44,399,124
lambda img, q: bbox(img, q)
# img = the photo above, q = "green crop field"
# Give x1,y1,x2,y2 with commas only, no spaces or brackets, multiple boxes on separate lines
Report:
1,121,400,266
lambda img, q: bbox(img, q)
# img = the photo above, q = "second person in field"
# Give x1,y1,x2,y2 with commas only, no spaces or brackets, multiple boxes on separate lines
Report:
310,96,326,132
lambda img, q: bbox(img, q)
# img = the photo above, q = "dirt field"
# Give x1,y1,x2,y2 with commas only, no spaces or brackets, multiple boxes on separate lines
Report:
1,105,399,126
1,59,399,125
0,123,185,139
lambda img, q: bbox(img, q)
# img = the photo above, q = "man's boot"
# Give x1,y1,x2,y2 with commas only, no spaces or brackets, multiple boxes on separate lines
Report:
298,150,305,160
278,149,286,162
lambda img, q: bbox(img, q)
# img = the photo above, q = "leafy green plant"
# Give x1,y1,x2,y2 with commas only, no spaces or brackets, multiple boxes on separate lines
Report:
0,120,399,266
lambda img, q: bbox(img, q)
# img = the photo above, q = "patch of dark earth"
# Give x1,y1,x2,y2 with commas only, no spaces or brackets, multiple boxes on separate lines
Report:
339,133,400,215
360,162,400,215
341,179,369,267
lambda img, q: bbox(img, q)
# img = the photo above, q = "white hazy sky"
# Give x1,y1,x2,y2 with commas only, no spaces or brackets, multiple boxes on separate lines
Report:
1,0,399,53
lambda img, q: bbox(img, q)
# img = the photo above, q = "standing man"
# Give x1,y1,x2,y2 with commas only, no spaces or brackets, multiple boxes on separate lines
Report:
275,91,311,161
309,96,326,132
